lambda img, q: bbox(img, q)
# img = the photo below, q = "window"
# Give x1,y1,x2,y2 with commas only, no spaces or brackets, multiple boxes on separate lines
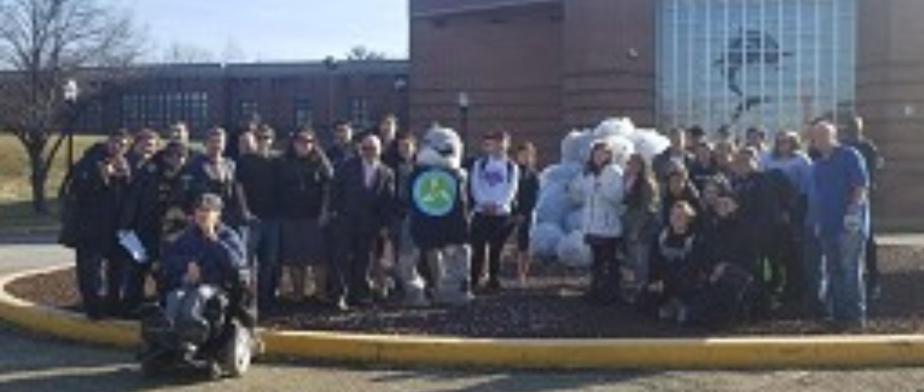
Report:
121,95,141,129
656,0,856,135
239,100,259,126
189,92,209,131
121,91,209,131
349,97,369,128
294,99,314,130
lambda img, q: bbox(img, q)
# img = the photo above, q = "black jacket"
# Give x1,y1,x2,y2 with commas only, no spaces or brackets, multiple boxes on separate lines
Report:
325,144,355,170
392,157,416,220
330,157,395,236
237,153,280,220
701,212,760,274
381,139,401,171
188,156,249,227
513,165,540,218
649,227,707,296
277,151,334,220
119,159,197,259
62,143,132,251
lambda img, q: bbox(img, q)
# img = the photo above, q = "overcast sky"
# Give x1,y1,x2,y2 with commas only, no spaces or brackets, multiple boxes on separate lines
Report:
129,0,409,62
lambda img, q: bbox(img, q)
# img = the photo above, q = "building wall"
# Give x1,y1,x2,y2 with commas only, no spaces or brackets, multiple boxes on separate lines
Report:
75,61,410,141
857,0,924,229
409,2,564,157
562,0,656,129
409,0,658,160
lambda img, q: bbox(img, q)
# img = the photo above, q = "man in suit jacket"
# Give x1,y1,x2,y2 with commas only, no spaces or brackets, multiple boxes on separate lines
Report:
329,133,396,310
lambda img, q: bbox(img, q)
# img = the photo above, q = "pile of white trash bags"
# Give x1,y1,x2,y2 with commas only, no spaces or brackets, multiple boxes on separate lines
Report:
529,117,670,267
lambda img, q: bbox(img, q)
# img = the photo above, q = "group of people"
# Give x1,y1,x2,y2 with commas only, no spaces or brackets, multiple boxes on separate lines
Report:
58,112,880,331
576,118,879,329
59,115,540,319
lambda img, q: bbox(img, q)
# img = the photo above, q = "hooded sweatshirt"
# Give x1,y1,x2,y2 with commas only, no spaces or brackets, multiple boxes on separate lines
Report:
469,155,519,215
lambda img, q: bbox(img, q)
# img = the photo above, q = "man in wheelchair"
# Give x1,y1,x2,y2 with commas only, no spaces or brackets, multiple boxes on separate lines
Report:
139,193,257,378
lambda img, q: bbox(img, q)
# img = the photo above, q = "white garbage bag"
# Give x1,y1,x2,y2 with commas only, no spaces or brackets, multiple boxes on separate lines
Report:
529,223,565,258
629,129,671,162
560,130,585,164
593,117,636,139
539,163,582,190
556,230,592,268
534,181,573,226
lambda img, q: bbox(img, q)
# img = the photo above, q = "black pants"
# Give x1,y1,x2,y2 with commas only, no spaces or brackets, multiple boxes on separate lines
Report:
470,213,514,286
123,261,154,314
766,223,804,303
331,223,376,303
75,245,128,317
586,236,621,303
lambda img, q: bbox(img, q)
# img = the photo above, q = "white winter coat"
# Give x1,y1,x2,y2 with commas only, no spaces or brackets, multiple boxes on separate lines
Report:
569,164,625,239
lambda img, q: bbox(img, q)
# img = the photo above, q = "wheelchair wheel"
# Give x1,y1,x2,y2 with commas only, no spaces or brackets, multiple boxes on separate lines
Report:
222,320,252,378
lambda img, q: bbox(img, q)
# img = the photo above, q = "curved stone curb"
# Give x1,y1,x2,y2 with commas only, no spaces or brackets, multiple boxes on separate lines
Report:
4,265,924,370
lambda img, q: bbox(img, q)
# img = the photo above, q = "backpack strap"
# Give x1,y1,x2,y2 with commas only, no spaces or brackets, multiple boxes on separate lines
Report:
477,157,515,183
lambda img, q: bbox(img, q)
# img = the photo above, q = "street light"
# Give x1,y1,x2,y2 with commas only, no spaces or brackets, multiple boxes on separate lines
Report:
63,79,80,171
323,56,339,132
458,91,470,147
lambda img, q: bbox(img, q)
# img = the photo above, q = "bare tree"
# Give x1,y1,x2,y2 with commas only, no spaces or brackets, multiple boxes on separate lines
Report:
0,0,144,213
221,38,245,63
162,41,214,64
345,45,386,61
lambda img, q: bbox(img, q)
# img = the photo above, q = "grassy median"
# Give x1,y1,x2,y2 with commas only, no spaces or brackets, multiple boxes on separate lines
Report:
0,134,103,235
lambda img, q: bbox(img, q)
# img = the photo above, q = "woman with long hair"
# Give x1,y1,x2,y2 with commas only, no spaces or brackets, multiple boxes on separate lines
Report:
646,201,706,322
622,153,660,300
513,142,540,285
762,130,813,303
661,164,702,225
571,141,625,304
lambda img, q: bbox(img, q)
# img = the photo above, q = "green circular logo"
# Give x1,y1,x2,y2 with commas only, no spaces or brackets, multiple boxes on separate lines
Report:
412,170,457,217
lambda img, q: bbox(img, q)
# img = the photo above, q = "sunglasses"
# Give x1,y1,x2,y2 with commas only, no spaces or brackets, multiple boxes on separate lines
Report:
296,137,315,143
360,145,377,152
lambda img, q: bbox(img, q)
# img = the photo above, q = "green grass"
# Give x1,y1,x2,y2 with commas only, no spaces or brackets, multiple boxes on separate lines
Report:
0,133,103,235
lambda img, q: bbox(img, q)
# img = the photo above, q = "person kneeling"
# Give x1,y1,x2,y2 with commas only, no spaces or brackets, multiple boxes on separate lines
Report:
681,194,759,327
642,201,706,322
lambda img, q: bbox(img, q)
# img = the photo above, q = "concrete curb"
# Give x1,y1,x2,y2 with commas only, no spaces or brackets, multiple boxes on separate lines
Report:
4,265,924,370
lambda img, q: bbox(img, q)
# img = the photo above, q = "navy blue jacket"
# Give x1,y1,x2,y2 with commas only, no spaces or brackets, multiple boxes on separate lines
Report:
162,224,247,293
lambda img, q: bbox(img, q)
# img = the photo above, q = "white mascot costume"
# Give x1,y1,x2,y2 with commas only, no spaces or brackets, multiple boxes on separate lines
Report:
399,125,473,306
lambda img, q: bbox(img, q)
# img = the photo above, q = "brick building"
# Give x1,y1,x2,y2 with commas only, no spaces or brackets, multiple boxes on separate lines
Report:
410,0,654,158
73,60,409,139
409,0,924,229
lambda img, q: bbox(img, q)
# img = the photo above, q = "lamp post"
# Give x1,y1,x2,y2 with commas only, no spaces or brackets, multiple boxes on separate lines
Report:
63,79,80,171
323,56,339,132
458,91,470,146
393,76,408,124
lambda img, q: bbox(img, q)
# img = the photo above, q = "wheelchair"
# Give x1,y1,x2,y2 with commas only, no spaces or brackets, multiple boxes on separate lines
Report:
137,278,258,379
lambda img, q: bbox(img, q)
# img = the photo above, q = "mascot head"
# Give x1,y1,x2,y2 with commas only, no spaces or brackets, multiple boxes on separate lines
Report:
417,125,464,169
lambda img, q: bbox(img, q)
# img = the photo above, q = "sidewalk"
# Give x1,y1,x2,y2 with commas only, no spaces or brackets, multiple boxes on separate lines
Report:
879,233,924,247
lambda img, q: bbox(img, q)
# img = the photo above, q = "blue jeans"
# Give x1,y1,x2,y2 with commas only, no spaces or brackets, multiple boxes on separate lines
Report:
248,219,281,306
818,230,867,324
802,230,823,315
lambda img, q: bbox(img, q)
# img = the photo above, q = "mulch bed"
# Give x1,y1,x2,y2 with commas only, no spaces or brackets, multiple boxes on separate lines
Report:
8,245,924,338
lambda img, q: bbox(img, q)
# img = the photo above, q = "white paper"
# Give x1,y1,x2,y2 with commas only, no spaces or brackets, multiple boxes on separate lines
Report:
118,230,149,264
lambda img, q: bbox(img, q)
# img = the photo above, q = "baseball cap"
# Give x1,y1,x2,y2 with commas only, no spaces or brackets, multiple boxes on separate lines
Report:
196,193,224,212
